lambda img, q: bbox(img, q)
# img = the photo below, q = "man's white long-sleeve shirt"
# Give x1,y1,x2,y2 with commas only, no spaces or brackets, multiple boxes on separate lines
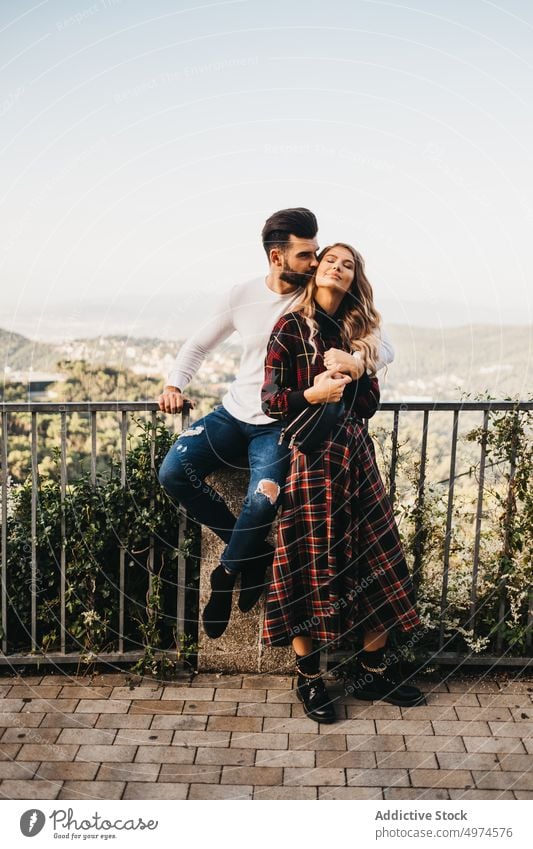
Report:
167,276,394,425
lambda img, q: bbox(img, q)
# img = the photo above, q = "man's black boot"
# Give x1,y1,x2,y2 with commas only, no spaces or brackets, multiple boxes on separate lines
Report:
348,648,426,707
238,542,274,613
202,564,236,639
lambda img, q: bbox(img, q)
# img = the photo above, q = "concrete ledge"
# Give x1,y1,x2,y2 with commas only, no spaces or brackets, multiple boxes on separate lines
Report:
198,464,293,674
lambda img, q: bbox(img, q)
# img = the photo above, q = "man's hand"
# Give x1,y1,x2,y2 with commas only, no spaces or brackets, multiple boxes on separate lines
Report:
324,347,365,380
158,386,195,414
304,370,352,404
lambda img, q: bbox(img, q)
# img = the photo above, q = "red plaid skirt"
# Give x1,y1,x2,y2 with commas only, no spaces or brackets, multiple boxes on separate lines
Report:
262,415,421,647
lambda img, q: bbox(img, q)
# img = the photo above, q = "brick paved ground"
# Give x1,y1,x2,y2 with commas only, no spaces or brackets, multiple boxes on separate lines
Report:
0,671,531,800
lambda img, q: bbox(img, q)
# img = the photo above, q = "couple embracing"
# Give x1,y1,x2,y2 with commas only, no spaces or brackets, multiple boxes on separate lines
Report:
158,208,425,723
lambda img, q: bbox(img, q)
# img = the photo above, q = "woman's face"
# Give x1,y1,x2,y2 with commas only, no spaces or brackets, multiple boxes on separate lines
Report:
315,245,355,295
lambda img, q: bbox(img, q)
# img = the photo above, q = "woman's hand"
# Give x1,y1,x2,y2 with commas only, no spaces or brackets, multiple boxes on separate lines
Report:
324,347,365,380
304,370,352,404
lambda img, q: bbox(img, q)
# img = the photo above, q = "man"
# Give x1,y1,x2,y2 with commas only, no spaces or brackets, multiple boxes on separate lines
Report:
158,208,394,639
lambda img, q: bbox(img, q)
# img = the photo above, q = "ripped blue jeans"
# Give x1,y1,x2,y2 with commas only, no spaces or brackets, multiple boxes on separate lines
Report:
158,405,290,575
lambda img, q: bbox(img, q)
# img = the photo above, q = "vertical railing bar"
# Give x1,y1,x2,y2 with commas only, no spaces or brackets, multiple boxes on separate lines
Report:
31,412,38,651
148,412,156,596
470,409,489,629
90,411,97,487
497,438,518,653
439,409,459,649
60,410,67,654
118,411,127,654
526,588,533,651
412,410,429,590
176,405,190,664
389,409,399,504
1,412,8,653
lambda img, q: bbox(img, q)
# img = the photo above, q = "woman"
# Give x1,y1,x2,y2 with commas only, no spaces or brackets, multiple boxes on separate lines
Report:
261,243,424,722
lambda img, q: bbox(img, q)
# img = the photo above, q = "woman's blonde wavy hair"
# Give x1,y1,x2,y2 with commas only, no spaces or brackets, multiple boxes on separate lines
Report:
294,243,382,373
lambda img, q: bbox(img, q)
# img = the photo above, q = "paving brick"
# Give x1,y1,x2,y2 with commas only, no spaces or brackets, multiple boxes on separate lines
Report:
489,721,533,737
514,791,533,799
192,674,243,688
256,749,316,768
58,686,112,699
0,779,62,799
432,720,490,737
267,689,300,703
195,748,254,766
0,743,22,761
57,728,116,745
173,731,230,748
160,763,220,783
446,678,500,693
188,784,252,800
497,753,532,771
256,786,317,799
426,693,480,706
0,712,43,728
21,699,79,713
290,733,346,751
510,707,533,721
151,715,207,731
207,716,262,733
405,735,465,752
111,687,162,700
437,752,499,771
345,704,401,719
523,739,533,754
347,735,405,752
96,714,152,729
7,685,62,699
284,767,345,786
238,702,290,718
215,688,266,703
222,765,283,785
124,782,189,799
5,676,43,685
41,713,98,728
75,699,129,714
0,686,10,697
498,681,533,694
97,762,160,782
478,693,532,707
450,789,514,799
76,745,136,762
114,729,173,746
473,771,533,791
464,737,525,754
242,675,294,690
319,786,382,799
400,706,457,721
17,744,78,761
58,781,125,800
347,768,409,787
3,727,60,744
456,706,512,721
183,701,237,716
376,719,433,736
0,761,39,779
34,762,99,781
262,717,318,734
130,700,184,715
162,687,214,701
320,719,376,736
375,751,438,769
384,787,450,800
315,750,376,769
136,746,196,764
230,732,287,749
411,769,474,789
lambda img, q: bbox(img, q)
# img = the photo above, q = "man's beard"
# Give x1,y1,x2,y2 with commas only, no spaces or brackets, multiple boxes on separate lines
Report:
279,262,314,288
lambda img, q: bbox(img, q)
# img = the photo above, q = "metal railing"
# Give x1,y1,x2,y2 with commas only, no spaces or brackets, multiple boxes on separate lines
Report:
0,400,531,668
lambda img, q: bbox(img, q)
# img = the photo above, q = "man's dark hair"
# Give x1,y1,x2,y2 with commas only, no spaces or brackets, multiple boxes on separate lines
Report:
261,207,318,258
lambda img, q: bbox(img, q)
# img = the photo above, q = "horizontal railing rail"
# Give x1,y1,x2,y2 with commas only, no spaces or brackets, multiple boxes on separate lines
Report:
1,400,531,668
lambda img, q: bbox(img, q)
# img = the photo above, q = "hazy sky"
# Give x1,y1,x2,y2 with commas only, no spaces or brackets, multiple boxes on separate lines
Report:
1,0,532,339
